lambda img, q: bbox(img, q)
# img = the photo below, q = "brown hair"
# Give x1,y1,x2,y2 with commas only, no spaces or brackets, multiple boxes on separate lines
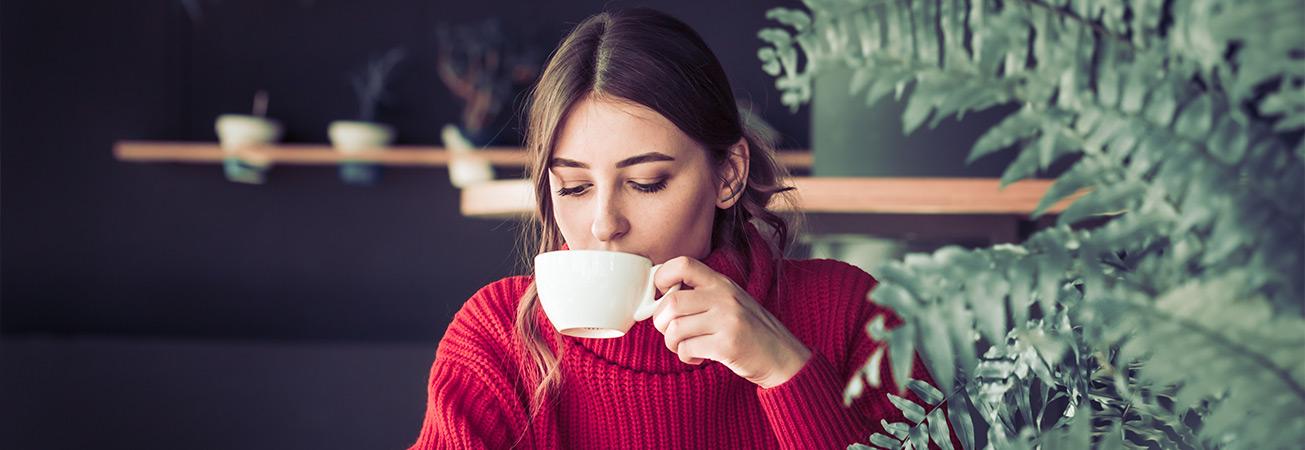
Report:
513,7,796,434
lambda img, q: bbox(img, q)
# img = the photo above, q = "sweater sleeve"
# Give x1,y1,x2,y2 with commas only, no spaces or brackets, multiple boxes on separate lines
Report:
408,358,518,449
755,351,873,449
755,323,962,450
758,260,961,450
408,278,532,450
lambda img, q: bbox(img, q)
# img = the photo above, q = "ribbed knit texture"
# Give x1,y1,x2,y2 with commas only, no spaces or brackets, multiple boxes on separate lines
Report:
409,228,957,449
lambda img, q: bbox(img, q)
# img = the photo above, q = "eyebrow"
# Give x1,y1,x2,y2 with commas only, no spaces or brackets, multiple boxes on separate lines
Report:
550,152,675,169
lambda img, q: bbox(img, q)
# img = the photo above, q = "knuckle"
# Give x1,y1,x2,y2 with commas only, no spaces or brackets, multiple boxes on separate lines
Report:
668,256,694,273
663,321,681,351
679,351,698,365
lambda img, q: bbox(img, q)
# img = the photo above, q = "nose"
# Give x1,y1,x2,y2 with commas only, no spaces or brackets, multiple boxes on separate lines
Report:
591,188,629,243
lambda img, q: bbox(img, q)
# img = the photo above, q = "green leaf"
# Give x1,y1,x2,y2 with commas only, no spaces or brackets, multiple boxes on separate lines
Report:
1273,109,1305,132
944,305,977,377
890,322,918,393
1036,127,1059,170
1173,95,1213,139
1142,82,1177,126
853,8,881,59
884,1,905,56
918,307,956,394
890,393,928,423
883,419,911,439
866,315,889,341
845,370,866,406
909,420,930,448
902,81,939,135
913,0,940,65
939,0,967,70
758,48,782,76
870,283,918,319
1096,42,1122,108
865,345,886,389
1034,123,1079,170
870,432,903,449
1207,113,1251,165
969,109,1041,163
999,143,1042,188
1041,405,1091,450
850,67,876,95
926,406,956,450
1096,421,1127,449
1082,112,1127,151
908,379,945,405
1260,82,1304,116
1119,57,1155,115
766,7,811,32
1073,107,1102,135
1055,179,1143,226
973,274,1010,345
946,393,977,450
865,69,908,109
1033,160,1097,218
757,28,793,48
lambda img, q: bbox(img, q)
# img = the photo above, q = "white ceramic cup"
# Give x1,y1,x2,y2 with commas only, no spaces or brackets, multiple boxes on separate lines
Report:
534,250,680,339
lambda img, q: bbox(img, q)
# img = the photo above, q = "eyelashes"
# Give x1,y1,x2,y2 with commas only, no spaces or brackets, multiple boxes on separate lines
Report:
630,179,668,193
556,185,588,197
555,179,668,197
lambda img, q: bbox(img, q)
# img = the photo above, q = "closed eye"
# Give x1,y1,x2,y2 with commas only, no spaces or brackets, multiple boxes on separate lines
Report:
630,179,667,193
556,184,591,197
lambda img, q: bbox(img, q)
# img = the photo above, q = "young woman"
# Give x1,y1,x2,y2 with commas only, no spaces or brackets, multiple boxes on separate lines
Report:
409,8,951,450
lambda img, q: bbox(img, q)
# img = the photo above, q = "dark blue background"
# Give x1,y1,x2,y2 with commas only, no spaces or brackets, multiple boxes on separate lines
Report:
0,1,810,448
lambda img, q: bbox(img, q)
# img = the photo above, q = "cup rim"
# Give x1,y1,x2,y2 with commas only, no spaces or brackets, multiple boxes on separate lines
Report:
535,249,652,265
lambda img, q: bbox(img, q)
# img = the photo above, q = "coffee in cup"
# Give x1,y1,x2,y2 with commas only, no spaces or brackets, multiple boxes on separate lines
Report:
534,250,680,338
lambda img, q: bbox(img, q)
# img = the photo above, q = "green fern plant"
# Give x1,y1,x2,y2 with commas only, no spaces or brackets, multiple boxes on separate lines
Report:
760,0,1304,449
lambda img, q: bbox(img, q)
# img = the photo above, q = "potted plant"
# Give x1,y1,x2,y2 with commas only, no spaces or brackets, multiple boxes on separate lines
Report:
762,1,1303,449
215,90,281,184
328,47,405,186
434,18,541,147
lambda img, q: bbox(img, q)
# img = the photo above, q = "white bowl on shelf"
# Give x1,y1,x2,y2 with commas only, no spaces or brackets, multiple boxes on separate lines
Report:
328,120,394,153
214,114,282,184
215,114,283,152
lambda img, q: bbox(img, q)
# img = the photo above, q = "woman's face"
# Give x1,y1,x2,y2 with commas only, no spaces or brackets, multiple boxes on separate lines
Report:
549,98,723,264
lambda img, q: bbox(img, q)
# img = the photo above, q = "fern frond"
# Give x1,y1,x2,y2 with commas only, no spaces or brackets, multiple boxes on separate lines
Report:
763,0,1305,448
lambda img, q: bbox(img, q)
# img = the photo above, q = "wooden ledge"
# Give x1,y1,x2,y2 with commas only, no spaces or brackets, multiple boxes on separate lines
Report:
113,141,529,166
113,141,813,168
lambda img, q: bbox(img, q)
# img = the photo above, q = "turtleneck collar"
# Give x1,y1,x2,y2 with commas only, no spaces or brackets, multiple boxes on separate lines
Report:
542,223,779,375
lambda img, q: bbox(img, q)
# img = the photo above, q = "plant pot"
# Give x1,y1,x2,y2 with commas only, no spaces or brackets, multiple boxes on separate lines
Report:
215,114,283,184
805,234,905,273
328,120,395,186
442,124,495,188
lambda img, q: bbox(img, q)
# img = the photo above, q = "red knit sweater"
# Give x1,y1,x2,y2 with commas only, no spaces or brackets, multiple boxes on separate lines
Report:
409,234,951,449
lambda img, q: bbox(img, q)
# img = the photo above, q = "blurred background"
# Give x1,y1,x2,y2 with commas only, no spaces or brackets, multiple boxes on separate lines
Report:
1,1,1019,448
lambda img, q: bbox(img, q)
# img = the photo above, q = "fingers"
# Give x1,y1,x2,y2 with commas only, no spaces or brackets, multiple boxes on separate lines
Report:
651,289,708,335
661,311,719,365
654,290,743,365
653,256,724,293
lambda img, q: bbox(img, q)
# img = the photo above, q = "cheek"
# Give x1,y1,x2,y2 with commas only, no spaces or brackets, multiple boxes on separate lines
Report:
552,198,588,243
661,178,721,236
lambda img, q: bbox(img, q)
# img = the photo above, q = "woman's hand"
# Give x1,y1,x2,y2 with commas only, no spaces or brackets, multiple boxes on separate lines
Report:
651,256,811,389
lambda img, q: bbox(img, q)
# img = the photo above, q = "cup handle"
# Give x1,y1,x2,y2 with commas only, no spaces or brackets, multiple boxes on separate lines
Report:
633,264,681,321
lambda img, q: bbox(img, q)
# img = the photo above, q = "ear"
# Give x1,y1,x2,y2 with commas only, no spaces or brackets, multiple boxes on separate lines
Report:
716,137,750,209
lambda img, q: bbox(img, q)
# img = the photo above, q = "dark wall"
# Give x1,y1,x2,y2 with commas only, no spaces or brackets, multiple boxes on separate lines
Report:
0,0,809,343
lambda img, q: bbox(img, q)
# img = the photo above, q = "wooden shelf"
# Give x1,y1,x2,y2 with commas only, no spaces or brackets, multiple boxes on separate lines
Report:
114,141,530,166
461,177,1081,219
113,141,813,168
